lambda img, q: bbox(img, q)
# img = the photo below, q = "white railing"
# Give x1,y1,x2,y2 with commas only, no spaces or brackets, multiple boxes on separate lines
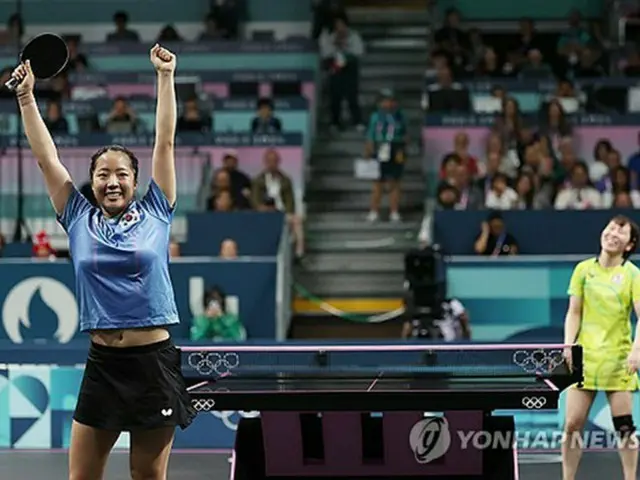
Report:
275,216,292,341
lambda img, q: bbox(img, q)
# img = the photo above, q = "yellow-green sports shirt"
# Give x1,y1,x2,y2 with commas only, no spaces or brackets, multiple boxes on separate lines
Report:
567,258,640,391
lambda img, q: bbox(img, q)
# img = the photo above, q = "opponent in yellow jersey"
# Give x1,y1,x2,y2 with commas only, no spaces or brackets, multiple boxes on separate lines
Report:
562,215,640,480
568,257,640,390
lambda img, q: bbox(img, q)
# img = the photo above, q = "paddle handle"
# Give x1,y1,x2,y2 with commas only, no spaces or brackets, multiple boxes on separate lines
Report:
4,76,19,91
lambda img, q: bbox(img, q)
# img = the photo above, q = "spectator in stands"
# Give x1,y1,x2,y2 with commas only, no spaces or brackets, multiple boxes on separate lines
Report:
466,28,488,71
252,148,305,259
476,48,506,78
0,233,5,257
209,189,234,212
364,89,407,223
220,238,238,259
210,0,242,39
424,64,470,112
169,240,181,258
208,169,251,210
601,166,640,208
483,132,518,179
44,100,69,134
554,162,602,209
190,285,246,342
440,153,460,184
177,97,211,133
477,151,501,198
106,11,140,42
514,171,548,210
539,99,572,148
557,10,591,68
312,0,346,39
493,97,524,152
219,149,253,206
3,13,23,45
64,37,89,73
510,18,542,68
105,97,138,134
555,78,577,99
485,172,518,210
434,8,468,74
572,47,604,78
474,211,518,256
436,183,459,210
589,139,612,183
626,134,640,185
554,137,579,185
452,163,483,210
32,230,56,259
518,49,554,79
157,25,182,42
320,15,364,132
450,131,479,177
199,13,225,41
251,98,283,134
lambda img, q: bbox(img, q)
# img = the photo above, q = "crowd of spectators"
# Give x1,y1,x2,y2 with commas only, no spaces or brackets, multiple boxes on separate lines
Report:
428,9,640,214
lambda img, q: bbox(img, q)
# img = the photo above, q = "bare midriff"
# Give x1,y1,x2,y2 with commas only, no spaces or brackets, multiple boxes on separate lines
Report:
89,327,169,347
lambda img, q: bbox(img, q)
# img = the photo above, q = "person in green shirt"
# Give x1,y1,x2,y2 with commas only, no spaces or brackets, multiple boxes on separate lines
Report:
190,286,246,342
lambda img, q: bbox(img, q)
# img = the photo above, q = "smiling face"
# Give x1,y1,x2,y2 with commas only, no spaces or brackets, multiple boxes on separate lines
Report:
600,220,634,258
91,149,137,217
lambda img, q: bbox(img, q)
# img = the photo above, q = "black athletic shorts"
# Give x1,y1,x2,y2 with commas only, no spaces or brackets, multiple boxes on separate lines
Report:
73,338,197,432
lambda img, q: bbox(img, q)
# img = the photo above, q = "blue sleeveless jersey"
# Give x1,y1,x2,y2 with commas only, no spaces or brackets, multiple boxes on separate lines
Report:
57,180,180,332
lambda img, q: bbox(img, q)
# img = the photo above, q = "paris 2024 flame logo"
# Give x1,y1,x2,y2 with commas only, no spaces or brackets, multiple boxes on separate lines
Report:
1,277,79,343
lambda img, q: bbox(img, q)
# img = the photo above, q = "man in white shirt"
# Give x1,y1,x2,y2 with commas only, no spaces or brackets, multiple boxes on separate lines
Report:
554,162,602,209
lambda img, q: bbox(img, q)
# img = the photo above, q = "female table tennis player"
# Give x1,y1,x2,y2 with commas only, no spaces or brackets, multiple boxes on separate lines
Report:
562,214,640,480
10,44,195,479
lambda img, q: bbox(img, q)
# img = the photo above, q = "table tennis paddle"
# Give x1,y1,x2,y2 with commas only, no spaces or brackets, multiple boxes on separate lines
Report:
5,32,69,91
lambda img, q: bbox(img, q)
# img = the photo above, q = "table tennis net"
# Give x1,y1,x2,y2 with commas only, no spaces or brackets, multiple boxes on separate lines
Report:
182,347,570,380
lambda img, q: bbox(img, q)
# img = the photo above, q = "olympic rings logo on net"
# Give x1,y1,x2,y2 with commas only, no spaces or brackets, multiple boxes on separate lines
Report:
211,410,261,431
521,396,547,409
512,349,564,373
188,352,240,375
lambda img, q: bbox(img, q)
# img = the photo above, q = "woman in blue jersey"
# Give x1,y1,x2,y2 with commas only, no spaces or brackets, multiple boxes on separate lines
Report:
10,45,195,479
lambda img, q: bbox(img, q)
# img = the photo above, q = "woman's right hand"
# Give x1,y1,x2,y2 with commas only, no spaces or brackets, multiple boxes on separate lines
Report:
10,60,35,96
563,346,573,371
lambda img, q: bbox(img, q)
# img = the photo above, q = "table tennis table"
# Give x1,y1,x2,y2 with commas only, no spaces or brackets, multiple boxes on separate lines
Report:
181,343,583,480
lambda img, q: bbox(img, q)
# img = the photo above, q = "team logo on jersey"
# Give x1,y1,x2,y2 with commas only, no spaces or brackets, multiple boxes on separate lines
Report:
612,274,623,284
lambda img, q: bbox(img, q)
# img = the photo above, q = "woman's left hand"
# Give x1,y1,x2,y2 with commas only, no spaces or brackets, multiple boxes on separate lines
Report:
150,44,176,74
627,347,640,374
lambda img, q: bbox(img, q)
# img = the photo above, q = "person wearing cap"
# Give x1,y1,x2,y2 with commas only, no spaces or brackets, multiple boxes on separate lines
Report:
473,212,519,256
364,89,408,223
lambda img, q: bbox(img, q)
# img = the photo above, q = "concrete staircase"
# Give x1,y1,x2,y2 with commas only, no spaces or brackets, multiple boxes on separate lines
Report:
292,5,433,327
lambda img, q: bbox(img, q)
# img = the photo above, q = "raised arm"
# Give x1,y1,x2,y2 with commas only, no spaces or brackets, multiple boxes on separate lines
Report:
12,61,73,215
150,44,177,206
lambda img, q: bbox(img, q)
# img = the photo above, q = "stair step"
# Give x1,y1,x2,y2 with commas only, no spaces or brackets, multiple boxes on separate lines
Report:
368,38,429,50
308,178,424,193
359,25,431,38
296,271,407,296
361,65,428,78
348,8,432,24
304,211,424,224
303,251,407,273
363,52,427,65
307,219,421,232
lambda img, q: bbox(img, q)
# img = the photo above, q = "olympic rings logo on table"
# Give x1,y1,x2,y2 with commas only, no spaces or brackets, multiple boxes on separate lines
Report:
188,352,240,376
211,410,261,431
521,397,547,409
512,349,564,373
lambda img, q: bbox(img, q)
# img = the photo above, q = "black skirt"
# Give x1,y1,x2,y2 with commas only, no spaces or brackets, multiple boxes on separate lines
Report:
74,338,197,432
